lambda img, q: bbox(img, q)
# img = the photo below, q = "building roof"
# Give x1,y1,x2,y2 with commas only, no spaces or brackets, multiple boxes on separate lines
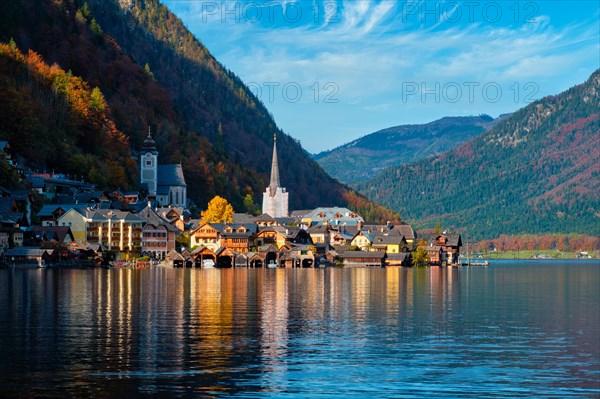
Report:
157,164,186,187
137,206,177,231
307,224,329,234
423,233,462,247
255,213,277,224
290,210,311,218
353,230,375,243
446,234,462,247
31,226,73,243
372,234,406,245
141,131,158,153
215,246,235,256
4,247,54,257
259,244,279,253
233,213,256,224
88,210,143,223
156,207,184,218
422,244,443,252
209,223,259,235
37,204,84,218
331,230,357,241
166,249,185,261
302,207,364,226
396,224,415,240
274,217,295,225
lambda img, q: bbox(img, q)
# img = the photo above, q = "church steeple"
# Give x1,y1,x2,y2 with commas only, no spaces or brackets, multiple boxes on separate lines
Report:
262,132,289,217
269,133,280,196
142,126,158,154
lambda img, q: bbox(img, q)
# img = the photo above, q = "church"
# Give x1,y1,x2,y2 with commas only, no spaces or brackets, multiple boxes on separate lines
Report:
262,134,289,217
140,131,187,208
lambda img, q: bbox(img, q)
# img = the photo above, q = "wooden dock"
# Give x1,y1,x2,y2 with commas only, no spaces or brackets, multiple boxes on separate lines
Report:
460,259,489,266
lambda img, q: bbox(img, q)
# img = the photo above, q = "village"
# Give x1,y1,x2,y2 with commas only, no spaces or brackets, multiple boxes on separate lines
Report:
0,134,462,269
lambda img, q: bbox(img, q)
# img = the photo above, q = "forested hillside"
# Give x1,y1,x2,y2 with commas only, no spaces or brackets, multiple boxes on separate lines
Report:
358,70,600,240
0,0,398,221
0,41,136,188
315,115,496,184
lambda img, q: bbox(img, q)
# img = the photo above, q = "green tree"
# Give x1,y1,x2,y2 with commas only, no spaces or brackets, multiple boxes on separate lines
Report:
434,222,442,235
90,87,105,112
90,18,102,36
243,193,259,215
413,247,430,266
144,63,155,80
176,232,190,249
201,195,234,223
80,2,92,19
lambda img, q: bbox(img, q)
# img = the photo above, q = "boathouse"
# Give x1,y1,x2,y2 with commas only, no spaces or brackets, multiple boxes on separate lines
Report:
340,251,386,268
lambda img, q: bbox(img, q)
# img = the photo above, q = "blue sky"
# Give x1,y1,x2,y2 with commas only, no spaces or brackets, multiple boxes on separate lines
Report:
162,0,600,153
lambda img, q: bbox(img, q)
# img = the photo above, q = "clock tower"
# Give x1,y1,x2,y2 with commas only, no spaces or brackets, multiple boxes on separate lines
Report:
140,128,158,196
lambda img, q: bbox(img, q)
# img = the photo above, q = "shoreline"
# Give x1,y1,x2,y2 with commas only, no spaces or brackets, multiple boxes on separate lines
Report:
1,258,598,270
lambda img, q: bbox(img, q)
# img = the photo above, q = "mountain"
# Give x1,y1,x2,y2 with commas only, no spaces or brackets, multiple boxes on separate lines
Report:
357,70,600,240
0,0,398,221
314,115,498,184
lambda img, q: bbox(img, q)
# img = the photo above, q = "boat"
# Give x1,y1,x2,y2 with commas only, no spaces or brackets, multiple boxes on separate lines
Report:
109,260,131,268
202,259,215,269
266,261,278,269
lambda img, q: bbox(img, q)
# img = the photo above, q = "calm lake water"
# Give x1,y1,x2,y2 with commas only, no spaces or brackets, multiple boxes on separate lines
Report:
0,261,598,398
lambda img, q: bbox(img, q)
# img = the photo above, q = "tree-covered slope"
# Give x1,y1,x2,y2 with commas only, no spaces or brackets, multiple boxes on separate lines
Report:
314,115,496,184
357,70,600,240
0,41,136,188
0,0,398,221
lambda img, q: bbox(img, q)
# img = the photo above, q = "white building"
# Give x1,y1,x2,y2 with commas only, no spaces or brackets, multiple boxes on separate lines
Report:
262,134,288,218
139,130,187,208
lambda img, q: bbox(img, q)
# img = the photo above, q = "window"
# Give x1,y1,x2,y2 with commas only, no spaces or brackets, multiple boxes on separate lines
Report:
145,160,152,166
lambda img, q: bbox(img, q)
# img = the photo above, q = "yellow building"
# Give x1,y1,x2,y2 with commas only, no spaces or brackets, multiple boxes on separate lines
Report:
351,231,374,251
57,208,88,243
371,234,408,254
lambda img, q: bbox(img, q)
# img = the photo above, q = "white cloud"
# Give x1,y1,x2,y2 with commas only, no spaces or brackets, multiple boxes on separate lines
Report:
162,0,600,152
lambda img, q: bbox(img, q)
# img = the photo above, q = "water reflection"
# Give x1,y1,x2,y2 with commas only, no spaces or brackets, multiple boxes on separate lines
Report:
0,263,598,398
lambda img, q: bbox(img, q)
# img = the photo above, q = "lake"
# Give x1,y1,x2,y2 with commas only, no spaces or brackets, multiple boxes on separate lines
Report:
0,261,598,398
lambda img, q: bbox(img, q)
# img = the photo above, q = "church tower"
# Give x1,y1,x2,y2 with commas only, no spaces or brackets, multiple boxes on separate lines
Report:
262,134,289,217
140,128,158,196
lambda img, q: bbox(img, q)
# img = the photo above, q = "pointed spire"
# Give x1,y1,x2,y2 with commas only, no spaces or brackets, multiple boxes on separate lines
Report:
269,133,280,196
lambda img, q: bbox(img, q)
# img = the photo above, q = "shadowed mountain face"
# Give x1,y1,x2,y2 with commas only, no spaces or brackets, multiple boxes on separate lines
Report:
356,70,600,240
314,115,497,184
0,0,397,221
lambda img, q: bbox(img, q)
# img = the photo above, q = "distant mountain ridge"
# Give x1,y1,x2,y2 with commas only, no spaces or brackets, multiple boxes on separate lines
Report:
314,115,499,184
356,70,600,240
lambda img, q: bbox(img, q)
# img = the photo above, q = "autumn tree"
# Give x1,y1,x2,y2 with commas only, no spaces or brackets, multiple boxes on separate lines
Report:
413,247,430,266
201,195,234,223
